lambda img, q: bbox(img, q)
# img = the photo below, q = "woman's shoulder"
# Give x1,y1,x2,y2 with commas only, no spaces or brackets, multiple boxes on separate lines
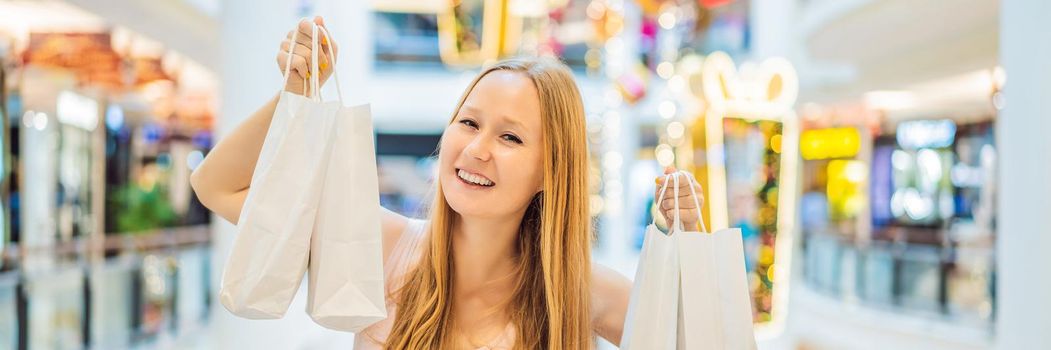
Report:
383,215,429,268
380,208,428,259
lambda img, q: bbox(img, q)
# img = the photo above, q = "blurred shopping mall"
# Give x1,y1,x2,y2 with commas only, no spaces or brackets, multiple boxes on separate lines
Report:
0,0,1047,349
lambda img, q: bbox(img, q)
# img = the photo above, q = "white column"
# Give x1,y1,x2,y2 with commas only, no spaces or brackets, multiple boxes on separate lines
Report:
212,0,371,347
313,0,373,107
617,2,641,273
749,0,797,60
749,3,800,348
995,1,1051,349
599,0,643,275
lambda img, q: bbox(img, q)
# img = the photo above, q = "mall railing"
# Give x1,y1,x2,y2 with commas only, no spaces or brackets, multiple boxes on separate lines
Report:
803,229,995,328
0,225,211,350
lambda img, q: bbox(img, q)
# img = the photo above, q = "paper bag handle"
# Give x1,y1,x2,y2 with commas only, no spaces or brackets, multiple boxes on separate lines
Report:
655,171,708,233
280,27,307,96
280,20,344,104
312,24,344,103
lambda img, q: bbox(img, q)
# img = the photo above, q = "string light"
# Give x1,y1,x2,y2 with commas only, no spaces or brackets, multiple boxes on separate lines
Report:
655,144,675,166
658,100,677,119
667,121,685,140
656,61,675,79
668,75,687,94
658,11,677,29
598,1,627,219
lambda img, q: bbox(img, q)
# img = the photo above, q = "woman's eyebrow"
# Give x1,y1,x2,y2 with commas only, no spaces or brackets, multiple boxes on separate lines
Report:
462,105,528,132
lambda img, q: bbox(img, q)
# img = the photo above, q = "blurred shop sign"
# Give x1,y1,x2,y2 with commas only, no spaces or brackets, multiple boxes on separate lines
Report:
371,0,445,13
173,92,215,131
22,32,123,90
131,57,171,86
699,0,736,8
56,91,99,131
800,127,861,160
700,51,798,118
437,0,522,67
896,119,956,150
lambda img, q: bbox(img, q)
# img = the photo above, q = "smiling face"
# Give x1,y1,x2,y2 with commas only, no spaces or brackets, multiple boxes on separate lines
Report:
389,58,594,349
438,70,545,219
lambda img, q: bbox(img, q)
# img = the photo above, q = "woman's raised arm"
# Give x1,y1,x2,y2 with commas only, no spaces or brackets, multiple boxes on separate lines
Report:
190,17,335,224
190,17,411,261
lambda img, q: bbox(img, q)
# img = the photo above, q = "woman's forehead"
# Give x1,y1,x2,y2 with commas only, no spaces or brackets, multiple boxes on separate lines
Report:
469,71,539,103
462,71,542,128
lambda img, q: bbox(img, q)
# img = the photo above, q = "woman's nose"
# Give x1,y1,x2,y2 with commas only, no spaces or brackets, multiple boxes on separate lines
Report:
464,136,492,161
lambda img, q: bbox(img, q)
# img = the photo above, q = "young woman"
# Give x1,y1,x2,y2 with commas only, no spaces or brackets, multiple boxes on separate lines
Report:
191,17,703,350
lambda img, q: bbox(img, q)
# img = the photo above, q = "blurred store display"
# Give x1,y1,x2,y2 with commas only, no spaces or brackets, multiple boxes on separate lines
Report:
0,1,217,348
374,133,443,218
0,0,1022,349
680,51,800,327
372,0,598,69
798,67,1000,328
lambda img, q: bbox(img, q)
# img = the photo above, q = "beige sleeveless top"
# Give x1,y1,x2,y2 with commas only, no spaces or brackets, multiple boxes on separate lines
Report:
352,219,517,350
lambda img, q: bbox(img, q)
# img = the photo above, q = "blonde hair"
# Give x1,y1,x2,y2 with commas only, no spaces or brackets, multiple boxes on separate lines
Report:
384,57,594,349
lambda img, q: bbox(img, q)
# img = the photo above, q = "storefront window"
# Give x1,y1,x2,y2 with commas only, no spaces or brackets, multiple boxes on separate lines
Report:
801,115,997,326
723,118,783,323
0,4,217,347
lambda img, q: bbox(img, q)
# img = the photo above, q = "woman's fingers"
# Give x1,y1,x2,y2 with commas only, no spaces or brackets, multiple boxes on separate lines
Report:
276,50,294,77
279,41,330,76
276,45,307,75
661,195,698,210
664,208,699,219
287,26,332,63
288,19,332,51
280,41,311,60
281,40,330,67
654,171,705,211
656,176,702,196
279,54,309,79
296,19,314,40
286,30,312,47
663,208,700,224
653,169,705,230
277,16,334,94
291,17,336,68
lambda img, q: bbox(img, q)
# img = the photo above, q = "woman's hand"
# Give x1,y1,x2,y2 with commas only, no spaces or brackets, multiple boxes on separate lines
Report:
277,16,338,96
654,167,705,232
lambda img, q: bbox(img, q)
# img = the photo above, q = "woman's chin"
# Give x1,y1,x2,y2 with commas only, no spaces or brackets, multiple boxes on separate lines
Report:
442,180,514,218
447,204,484,219
444,196,496,219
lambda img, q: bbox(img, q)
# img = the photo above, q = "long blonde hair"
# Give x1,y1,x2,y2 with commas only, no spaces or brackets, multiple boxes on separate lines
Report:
384,57,593,349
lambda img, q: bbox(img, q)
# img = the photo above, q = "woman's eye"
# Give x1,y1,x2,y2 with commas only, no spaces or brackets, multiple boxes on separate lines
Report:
459,119,478,129
459,119,521,144
502,134,523,144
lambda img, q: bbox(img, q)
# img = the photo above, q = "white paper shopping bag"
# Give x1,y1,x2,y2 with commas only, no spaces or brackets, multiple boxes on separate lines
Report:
305,25,388,332
677,228,757,350
621,172,758,350
620,173,686,349
620,222,680,349
673,175,757,350
219,27,338,319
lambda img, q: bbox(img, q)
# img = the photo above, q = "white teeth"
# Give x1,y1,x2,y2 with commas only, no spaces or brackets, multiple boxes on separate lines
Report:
457,169,493,186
